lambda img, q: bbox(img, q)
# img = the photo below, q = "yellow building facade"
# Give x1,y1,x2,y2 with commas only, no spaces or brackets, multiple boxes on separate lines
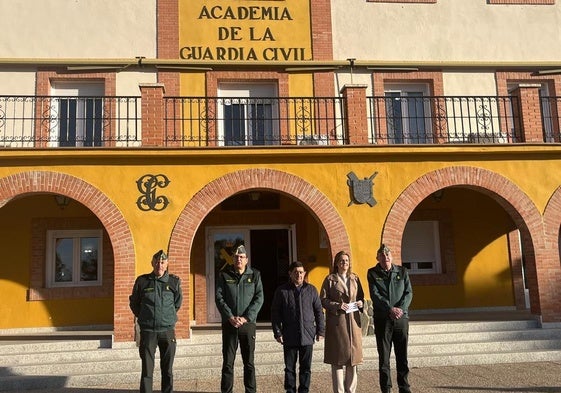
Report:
1,0,561,342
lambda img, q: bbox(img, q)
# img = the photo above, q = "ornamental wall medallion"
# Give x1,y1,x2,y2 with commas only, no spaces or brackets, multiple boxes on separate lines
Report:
347,171,378,207
136,174,170,211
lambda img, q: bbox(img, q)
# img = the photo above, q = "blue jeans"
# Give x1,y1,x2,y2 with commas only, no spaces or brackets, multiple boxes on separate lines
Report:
283,345,313,393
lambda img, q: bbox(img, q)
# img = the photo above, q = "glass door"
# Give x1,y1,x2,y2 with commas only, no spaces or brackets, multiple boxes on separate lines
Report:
385,84,431,144
205,225,295,323
50,82,104,147
218,83,278,146
206,228,250,323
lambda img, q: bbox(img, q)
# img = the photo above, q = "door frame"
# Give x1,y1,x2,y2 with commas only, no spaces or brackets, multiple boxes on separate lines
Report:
206,224,296,323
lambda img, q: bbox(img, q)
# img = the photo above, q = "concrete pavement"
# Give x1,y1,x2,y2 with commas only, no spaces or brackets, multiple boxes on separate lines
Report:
14,361,561,392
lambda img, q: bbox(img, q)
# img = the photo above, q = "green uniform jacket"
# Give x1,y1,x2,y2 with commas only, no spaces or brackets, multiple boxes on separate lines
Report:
367,263,413,319
215,264,264,323
129,271,183,332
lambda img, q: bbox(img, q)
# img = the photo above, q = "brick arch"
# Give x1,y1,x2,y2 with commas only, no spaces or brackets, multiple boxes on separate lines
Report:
0,171,136,341
544,185,561,260
382,166,560,322
169,168,351,337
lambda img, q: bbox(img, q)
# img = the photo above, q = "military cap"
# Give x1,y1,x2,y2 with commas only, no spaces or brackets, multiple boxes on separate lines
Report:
152,249,168,261
233,245,247,255
377,244,391,255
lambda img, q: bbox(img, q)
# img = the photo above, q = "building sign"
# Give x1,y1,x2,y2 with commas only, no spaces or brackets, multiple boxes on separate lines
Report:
179,0,312,61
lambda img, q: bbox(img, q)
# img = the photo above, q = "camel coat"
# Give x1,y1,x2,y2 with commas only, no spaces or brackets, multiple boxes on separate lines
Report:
320,272,365,366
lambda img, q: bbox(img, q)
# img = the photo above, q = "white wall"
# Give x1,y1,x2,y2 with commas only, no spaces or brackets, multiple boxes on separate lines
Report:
1,0,157,58
116,72,157,96
332,0,561,63
442,72,498,96
0,71,36,94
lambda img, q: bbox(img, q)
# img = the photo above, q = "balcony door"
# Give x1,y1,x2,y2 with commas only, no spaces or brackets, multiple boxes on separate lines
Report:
385,84,431,144
50,82,104,147
218,83,279,146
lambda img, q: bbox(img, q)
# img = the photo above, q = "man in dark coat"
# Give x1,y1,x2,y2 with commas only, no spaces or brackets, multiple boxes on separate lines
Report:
129,250,183,393
271,261,325,393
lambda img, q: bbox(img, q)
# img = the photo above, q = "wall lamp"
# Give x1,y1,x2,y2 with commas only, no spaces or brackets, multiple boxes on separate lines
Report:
347,58,356,84
54,194,71,209
535,69,561,76
432,189,444,203
249,191,261,201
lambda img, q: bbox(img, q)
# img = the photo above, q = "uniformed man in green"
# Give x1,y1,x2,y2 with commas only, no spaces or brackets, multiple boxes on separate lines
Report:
129,250,183,393
215,244,264,393
367,244,413,393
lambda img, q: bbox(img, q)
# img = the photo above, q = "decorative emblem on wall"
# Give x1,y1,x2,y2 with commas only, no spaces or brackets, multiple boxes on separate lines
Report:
347,171,378,207
136,174,171,211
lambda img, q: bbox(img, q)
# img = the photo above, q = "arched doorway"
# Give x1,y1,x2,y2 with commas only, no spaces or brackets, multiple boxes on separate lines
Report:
382,166,561,323
0,171,135,341
168,168,350,335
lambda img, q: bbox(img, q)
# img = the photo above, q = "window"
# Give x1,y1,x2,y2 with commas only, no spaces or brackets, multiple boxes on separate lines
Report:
50,82,104,147
218,83,279,146
402,220,441,274
46,229,103,287
540,85,556,143
385,84,432,144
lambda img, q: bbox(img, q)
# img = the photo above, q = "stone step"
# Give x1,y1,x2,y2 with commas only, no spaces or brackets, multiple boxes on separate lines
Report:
0,337,112,355
5,348,561,391
408,318,539,333
2,318,561,391
3,327,560,370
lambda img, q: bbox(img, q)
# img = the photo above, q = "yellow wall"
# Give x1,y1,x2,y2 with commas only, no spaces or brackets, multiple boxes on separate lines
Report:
1,145,557,328
411,189,515,310
0,196,113,329
178,1,315,97
179,0,312,62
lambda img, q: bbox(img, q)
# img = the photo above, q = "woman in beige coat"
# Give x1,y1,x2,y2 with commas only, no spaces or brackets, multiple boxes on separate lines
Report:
320,250,365,393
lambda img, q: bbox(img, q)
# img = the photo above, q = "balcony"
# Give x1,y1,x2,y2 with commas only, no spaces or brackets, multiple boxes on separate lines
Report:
0,96,141,148
369,96,521,144
163,96,346,147
0,88,559,148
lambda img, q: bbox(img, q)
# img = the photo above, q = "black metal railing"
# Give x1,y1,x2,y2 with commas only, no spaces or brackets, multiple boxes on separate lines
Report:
1,94,560,148
540,96,561,143
368,96,521,144
0,96,141,147
163,97,346,146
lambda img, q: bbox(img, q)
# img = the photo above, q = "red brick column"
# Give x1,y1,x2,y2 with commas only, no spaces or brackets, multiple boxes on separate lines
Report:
140,84,166,147
341,85,369,145
510,84,544,143
310,0,335,96
507,230,527,310
156,0,180,95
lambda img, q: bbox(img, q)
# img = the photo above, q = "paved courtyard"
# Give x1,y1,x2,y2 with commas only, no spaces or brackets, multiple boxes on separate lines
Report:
13,361,561,393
